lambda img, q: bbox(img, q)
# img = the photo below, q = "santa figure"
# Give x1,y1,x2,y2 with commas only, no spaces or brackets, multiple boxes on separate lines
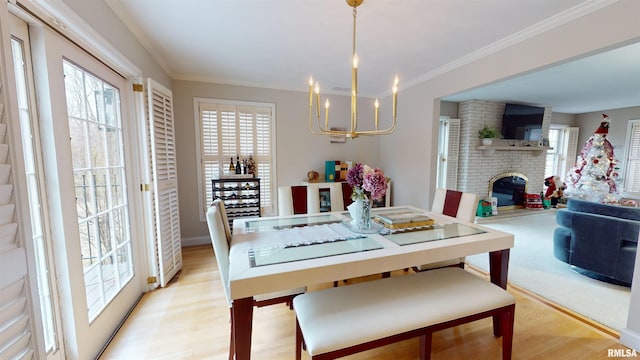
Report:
565,114,620,202
544,175,566,208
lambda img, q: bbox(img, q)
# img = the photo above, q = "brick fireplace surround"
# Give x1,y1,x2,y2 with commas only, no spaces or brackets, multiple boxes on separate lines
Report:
456,100,551,203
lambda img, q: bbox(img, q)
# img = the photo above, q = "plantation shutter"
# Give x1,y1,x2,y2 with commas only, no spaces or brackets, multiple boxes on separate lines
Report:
198,101,274,217
146,79,182,287
247,106,273,212
624,121,640,193
561,127,579,181
446,119,460,190
0,64,36,358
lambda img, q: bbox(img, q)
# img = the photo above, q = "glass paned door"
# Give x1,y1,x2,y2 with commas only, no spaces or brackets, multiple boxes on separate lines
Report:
63,60,134,321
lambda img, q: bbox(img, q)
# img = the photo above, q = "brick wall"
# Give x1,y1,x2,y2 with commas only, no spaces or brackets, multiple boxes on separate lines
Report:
456,100,551,200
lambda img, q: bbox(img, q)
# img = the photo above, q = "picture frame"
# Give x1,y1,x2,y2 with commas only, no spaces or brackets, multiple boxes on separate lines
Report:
319,188,331,212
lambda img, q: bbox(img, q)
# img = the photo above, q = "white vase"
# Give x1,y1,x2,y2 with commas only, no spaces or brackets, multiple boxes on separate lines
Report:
348,198,372,230
482,138,493,146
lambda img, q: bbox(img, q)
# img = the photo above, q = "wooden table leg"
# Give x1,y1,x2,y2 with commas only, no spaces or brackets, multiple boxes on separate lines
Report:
489,249,510,337
233,297,254,360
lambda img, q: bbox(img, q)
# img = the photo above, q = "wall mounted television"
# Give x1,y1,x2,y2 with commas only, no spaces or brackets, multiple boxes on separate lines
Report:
501,103,545,141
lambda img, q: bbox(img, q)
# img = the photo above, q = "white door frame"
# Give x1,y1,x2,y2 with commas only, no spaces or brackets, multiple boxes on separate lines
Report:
29,25,147,359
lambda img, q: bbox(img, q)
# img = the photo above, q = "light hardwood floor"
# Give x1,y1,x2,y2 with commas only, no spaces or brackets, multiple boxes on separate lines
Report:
99,245,631,359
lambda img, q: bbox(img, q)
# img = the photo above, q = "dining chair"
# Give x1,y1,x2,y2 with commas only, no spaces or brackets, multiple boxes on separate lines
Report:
326,182,346,211
456,192,480,222
277,185,321,215
431,189,479,222
414,189,480,272
310,182,346,213
278,183,347,215
206,200,305,360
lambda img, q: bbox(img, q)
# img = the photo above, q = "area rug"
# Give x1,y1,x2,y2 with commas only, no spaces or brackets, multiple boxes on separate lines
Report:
466,212,631,331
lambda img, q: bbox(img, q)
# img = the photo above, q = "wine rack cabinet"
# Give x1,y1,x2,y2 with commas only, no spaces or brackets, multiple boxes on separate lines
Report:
212,178,261,231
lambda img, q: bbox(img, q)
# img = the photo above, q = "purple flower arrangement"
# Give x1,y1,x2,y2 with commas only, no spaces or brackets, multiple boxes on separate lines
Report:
346,163,387,200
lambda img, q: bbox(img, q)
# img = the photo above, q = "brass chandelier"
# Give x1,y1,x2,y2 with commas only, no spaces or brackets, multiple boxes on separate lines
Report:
308,0,398,139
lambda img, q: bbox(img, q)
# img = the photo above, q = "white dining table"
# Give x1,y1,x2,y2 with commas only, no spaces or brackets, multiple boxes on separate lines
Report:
228,206,514,360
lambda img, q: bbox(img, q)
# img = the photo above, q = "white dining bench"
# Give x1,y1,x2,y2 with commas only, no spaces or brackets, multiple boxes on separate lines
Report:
293,267,515,360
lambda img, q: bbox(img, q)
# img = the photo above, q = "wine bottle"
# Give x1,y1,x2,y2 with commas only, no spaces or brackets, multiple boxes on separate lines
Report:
229,157,235,173
247,155,256,177
235,155,241,174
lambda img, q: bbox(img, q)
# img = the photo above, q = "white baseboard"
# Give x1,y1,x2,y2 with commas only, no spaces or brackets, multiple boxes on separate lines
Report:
181,236,209,247
620,328,640,351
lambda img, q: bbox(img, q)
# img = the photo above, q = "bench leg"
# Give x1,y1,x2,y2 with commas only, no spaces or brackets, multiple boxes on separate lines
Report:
419,332,432,360
501,305,516,360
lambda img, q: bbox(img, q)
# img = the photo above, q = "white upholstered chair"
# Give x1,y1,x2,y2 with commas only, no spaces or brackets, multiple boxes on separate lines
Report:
278,183,346,216
277,185,321,216
325,182,346,212
431,188,447,214
206,200,305,359
430,188,478,222
415,189,480,271
456,192,480,223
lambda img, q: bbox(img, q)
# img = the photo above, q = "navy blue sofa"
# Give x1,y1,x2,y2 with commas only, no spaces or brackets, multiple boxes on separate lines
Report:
554,198,638,286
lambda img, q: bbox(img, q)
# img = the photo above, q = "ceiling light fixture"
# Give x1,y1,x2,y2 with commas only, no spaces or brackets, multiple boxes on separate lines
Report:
308,0,398,139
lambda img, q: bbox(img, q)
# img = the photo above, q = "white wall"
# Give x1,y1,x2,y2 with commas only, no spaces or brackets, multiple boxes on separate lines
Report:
61,0,170,86
440,101,459,118
171,80,381,240
574,106,640,161
550,112,575,126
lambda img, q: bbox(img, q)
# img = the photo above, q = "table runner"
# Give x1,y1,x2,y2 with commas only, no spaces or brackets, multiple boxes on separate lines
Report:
248,222,383,267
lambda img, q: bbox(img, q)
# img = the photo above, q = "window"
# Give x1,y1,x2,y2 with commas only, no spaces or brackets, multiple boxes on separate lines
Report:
545,126,579,182
623,120,640,194
63,60,134,321
435,117,460,190
545,127,563,178
195,99,275,219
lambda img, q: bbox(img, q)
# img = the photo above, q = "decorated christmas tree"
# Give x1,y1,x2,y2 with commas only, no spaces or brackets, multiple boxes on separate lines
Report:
565,114,621,202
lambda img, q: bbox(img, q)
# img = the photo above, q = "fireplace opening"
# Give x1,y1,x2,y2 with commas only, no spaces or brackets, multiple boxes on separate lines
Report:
489,173,528,209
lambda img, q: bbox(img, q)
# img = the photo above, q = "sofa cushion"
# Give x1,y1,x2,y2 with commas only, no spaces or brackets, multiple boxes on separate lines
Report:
567,198,640,221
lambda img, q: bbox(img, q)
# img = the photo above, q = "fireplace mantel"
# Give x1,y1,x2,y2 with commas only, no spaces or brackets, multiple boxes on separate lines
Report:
477,145,553,156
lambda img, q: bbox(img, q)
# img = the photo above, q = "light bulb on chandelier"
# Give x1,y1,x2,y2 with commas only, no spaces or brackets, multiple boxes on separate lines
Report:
308,0,398,139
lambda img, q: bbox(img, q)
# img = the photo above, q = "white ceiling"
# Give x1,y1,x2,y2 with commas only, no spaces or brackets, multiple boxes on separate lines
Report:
108,0,640,114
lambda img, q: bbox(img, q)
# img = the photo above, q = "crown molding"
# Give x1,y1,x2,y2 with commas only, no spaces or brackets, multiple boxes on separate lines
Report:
104,0,174,78
403,0,619,91
23,0,142,79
